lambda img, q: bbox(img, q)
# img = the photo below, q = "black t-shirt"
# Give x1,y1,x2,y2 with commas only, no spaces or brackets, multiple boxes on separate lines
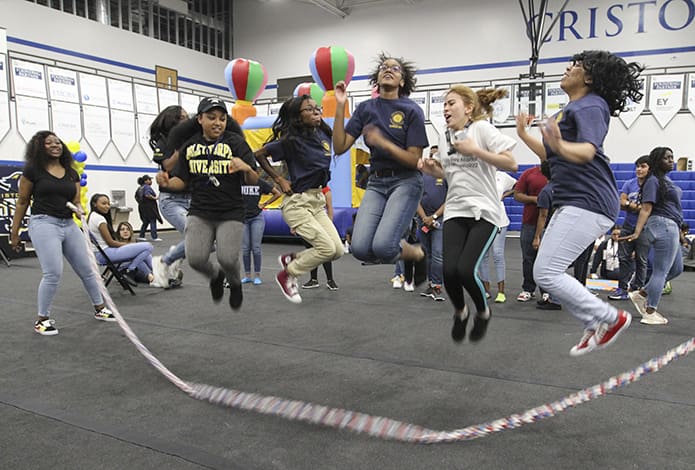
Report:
242,178,273,221
152,136,188,195
175,131,257,221
23,165,79,219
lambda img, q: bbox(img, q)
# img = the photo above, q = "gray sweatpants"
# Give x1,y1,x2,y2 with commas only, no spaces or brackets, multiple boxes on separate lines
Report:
185,214,243,286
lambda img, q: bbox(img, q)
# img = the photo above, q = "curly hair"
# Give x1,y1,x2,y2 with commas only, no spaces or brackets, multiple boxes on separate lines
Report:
24,131,76,174
446,85,508,122
149,105,186,141
571,50,644,116
266,95,333,158
368,52,417,97
647,146,674,204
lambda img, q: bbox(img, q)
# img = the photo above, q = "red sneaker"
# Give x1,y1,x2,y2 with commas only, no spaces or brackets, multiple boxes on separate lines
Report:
569,329,596,356
275,270,302,304
594,310,632,351
278,253,296,270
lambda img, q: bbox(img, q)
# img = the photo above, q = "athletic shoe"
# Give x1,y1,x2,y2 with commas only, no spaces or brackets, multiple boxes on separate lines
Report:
94,307,116,322
34,318,58,336
151,238,164,242
431,285,446,302
167,259,183,282
210,270,226,303
241,277,252,284
494,292,506,303
276,270,301,304
327,280,339,291
136,237,147,241
517,291,534,302
391,275,404,289
569,329,596,356
593,310,632,351
608,288,629,301
302,279,320,289
403,281,415,292
152,257,170,289
229,283,243,311
469,309,491,342
662,281,672,295
278,253,296,270
629,290,648,317
451,306,469,343
640,310,668,325
536,298,562,310
253,277,262,285
420,286,434,299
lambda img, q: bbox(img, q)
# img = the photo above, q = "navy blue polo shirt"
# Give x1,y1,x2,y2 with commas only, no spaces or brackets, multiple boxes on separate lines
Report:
265,127,332,193
641,175,683,225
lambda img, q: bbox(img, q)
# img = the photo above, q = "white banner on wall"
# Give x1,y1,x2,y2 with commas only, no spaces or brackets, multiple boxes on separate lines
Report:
254,103,269,117
15,95,49,142
409,91,428,119
108,79,134,112
0,54,7,92
544,82,568,118
180,92,200,114
47,67,79,103
492,85,512,124
12,59,46,99
79,73,108,107
50,101,82,143
649,75,684,129
688,73,695,119
268,102,282,116
157,88,178,110
110,109,135,159
0,92,10,142
137,113,156,158
134,84,158,115
82,105,110,157
429,93,445,131
618,78,646,129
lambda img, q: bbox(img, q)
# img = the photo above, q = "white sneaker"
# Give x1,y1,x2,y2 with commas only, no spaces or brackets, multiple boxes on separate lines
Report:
152,256,170,289
167,258,183,280
640,310,668,325
391,275,404,289
403,281,414,292
628,290,648,317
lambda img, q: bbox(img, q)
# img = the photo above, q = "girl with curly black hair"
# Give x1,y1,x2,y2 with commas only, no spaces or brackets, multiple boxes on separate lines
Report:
332,53,429,280
628,146,682,325
515,50,644,357
255,95,343,304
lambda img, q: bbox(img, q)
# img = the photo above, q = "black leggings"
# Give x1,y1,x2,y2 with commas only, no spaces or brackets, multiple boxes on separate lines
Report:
443,217,498,314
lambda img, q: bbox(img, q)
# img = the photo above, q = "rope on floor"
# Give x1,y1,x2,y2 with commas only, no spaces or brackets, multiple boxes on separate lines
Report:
72,207,695,443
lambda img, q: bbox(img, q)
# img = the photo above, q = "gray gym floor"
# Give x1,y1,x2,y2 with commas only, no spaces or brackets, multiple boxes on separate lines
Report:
2,232,694,469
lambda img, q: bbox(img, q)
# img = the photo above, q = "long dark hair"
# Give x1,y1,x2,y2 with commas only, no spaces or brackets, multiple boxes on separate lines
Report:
266,95,333,157
368,52,417,97
647,147,674,203
24,131,77,176
570,50,644,116
88,193,117,239
150,105,186,141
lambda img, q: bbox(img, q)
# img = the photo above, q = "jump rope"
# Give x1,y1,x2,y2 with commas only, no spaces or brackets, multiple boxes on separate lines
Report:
68,203,695,443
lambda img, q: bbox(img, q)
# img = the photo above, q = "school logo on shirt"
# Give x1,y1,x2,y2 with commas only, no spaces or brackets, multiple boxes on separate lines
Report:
185,143,234,174
555,111,563,123
435,178,445,186
321,140,331,156
389,111,405,129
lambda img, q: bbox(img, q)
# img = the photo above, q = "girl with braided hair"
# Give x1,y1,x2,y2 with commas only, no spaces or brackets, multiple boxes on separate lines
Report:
516,50,644,356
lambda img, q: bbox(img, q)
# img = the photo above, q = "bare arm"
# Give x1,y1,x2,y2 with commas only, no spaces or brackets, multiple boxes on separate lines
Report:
514,190,537,205
255,147,292,194
332,81,357,154
157,172,186,192
161,150,180,173
9,176,33,250
515,113,547,161
97,221,127,248
628,202,653,241
540,118,595,164
533,208,548,250
260,186,283,209
417,157,445,179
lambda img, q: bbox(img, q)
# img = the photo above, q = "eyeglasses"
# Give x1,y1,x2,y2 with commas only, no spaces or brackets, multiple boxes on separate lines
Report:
300,106,322,114
379,64,402,74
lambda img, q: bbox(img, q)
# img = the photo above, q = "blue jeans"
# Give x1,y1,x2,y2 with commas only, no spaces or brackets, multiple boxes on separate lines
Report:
351,171,424,264
159,192,190,265
417,222,444,285
479,226,507,285
617,224,649,291
28,215,103,316
534,206,617,330
98,242,154,276
519,223,538,293
643,215,683,310
242,212,266,274
139,218,158,239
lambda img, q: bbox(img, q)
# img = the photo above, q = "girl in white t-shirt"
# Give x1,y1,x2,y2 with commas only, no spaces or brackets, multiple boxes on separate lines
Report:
418,85,517,344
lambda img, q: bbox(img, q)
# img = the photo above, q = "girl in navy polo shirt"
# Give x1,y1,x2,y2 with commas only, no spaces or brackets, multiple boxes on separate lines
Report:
516,50,643,356
628,147,683,325
332,53,429,277
256,95,344,304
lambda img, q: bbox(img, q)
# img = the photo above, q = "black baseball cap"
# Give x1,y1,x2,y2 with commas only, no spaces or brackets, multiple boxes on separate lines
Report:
197,97,227,115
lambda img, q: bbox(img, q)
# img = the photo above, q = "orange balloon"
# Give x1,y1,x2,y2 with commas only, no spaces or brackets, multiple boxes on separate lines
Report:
231,100,257,124
321,92,350,119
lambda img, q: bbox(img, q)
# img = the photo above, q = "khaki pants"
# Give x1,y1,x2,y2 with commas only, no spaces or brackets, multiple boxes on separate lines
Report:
281,189,343,277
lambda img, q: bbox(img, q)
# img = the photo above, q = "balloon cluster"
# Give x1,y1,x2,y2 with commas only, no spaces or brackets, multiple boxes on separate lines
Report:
66,141,89,223
309,45,355,117
224,58,269,124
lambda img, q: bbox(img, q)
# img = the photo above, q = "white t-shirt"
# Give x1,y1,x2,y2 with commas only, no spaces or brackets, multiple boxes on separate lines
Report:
437,120,517,227
495,171,517,227
88,212,109,250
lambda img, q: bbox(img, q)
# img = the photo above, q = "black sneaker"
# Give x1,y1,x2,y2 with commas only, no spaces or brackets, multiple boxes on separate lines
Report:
451,307,469,343
469,310,491,342
229,283,243,311
431,285,446,302
210,269,226,303
536,300,562,310
420,286,434,299
302,279,320,289
94,307,116,322
34,318,58,336
326,279,339,291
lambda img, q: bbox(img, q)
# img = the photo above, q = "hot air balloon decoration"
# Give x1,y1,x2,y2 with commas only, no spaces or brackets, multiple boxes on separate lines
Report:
292,82,325,105
309,45,355,118
224,58,269,124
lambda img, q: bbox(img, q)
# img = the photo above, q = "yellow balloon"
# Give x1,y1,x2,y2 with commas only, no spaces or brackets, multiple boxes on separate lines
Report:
66,141,81,153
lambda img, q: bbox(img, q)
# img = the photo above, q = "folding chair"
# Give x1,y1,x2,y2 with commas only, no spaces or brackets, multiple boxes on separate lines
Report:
90,236,136,296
